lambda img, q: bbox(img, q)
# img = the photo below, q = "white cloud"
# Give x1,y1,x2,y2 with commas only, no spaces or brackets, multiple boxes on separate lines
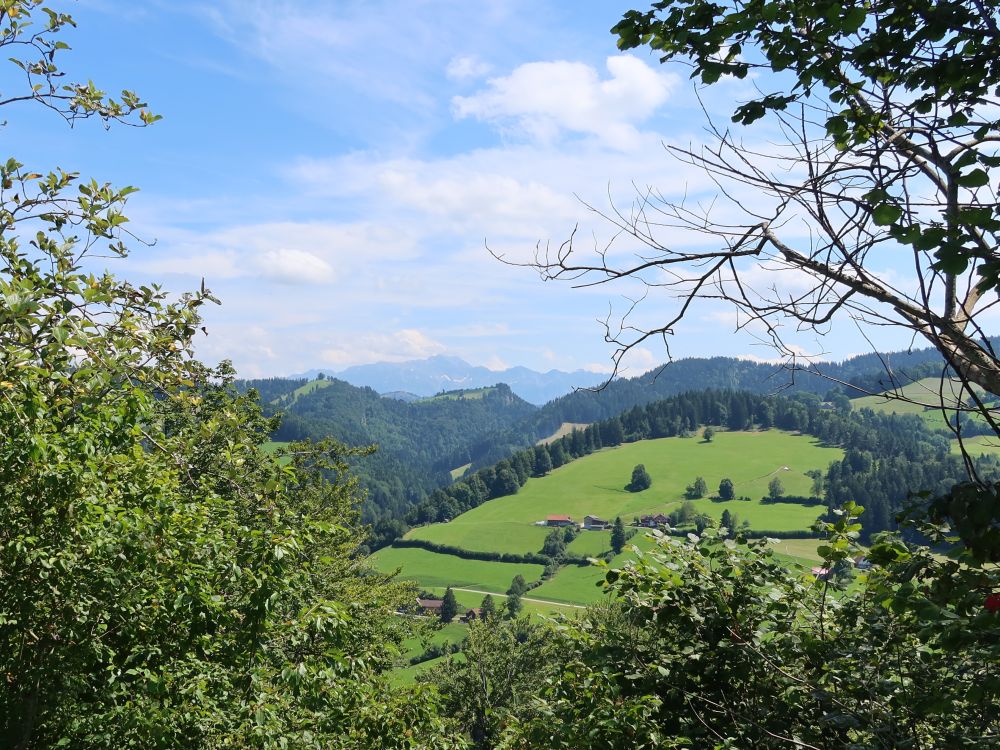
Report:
254,247,335,285
320,329,447,368
619,346,660,373
446,54,492,81
453,56,679,149
483,355,509,371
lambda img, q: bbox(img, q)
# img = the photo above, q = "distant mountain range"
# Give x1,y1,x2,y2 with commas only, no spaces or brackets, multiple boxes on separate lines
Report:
291,355,607,405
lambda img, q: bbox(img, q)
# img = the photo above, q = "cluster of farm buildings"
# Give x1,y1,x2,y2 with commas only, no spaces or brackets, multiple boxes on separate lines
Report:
539,513,671,529
415,598,483,622
539,514,609,529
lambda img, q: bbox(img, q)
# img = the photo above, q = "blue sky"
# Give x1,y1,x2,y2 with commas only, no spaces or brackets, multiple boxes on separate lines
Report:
11,0,930,377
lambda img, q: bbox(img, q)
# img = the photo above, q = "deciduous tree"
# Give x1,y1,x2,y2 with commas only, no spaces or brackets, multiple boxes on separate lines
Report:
0,6,461,747
718,477,735,500
768,476,785,499
519,0,1000,459
627,463,652,492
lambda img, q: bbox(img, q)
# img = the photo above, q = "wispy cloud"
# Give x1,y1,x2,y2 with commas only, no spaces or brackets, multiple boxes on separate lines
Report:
453,56,679,149
446,54,493,81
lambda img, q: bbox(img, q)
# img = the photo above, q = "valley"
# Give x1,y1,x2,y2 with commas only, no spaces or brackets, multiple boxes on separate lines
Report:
371,429,841,610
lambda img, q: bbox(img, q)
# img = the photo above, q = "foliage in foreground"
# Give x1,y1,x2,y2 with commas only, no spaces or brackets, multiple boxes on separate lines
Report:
499,513,1000,749
0,4,465,746
0,209,464,748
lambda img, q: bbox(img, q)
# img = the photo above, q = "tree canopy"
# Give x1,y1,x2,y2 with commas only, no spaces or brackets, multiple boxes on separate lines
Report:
521,0,1000,458
0,5,460,747
627,463,653,492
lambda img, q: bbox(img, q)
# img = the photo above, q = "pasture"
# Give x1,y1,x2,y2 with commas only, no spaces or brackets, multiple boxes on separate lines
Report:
406,430,841,556
537,422,590,446
279,378,333,404
531,534,658,605
852,376,999,432
449,462,472,480
950,434,1000,457
369,545,544,594
406,521,550,556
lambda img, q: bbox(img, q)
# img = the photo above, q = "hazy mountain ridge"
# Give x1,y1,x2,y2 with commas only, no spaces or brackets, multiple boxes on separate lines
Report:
290,355,606,405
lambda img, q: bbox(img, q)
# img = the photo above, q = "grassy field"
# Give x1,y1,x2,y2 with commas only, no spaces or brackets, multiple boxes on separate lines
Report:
261,441,292,465
276,378,333,405
537,422,590,446
532,533,827,606
407,430,841,557
406,521,551,556
369,546,544,593
392,651,466,686
399,621,467,661
425,387,495,401
449,463,472,480
852,376,999,432
531,534,658,604
769,537,825,562
950,434,1000,457
418,585,584,618
565,530,612,557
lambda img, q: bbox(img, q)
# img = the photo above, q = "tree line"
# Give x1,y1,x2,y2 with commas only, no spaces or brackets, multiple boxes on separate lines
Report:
374,388,1000,551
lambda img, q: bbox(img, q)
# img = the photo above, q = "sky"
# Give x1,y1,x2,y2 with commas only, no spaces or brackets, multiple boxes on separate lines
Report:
6,0,932,378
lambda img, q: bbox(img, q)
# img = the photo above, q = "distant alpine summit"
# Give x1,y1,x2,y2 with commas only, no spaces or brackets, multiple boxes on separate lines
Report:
291,355,606,405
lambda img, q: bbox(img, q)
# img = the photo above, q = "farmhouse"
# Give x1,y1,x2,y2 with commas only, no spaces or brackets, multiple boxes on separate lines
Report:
583,515,609,530
460,608,483,623
638,514,670,528
416,597,444,614
546,514,575,527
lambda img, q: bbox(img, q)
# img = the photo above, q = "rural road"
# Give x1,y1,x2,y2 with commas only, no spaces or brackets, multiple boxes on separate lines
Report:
451,587,587,610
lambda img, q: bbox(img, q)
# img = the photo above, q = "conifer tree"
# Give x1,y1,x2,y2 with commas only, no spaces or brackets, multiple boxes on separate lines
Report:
441,587,458,623
506,590,522,619
611,517,626,555
480,594,496,620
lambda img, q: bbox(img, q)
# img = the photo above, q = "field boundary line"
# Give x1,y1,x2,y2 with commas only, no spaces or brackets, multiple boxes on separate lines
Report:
449,587,587,610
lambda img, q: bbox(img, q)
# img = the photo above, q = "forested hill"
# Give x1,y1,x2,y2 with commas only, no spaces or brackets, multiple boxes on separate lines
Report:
528,345,969,432
237,377,538,519
236,343,971,521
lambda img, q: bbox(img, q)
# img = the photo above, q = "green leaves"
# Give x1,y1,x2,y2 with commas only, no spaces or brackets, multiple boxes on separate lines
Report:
507,517,1000,748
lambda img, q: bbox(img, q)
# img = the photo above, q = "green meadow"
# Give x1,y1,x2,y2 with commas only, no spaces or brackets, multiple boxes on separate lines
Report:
449,462,472,480
949,434,1000,457
399,621,468,662
392,652,466,687
406,521,551,556
261,441,290,455
852,376,1000,432
531,534,659,604
425,387,495,401
375,430,841,617
369,546,544,594
537,422,590,445
565,530,612,557
281,378,334,404
404,430,841,558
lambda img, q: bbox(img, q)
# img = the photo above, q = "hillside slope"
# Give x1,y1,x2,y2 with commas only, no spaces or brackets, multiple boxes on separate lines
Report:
263,379,537,518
